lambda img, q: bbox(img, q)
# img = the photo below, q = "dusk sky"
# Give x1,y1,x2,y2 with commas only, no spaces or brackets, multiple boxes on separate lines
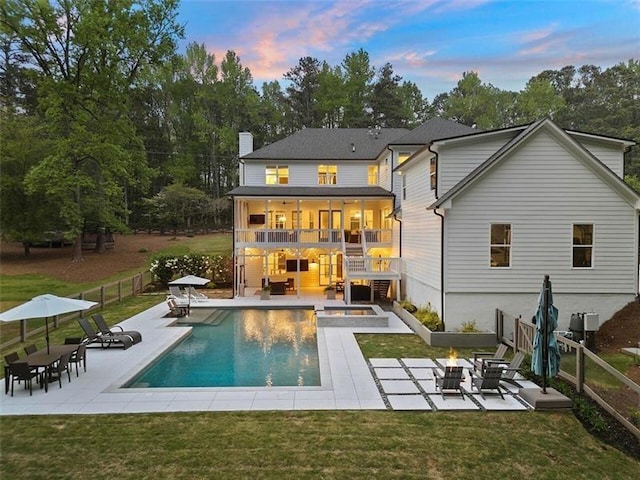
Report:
178,0,639,99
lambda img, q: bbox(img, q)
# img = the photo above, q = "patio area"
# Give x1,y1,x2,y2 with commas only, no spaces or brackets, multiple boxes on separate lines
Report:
0,293,537,415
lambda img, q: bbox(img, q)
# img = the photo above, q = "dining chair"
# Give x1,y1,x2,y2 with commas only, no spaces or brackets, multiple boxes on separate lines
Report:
49,353,72,388
10,362,41,396
4,352,19,364
23,344,37,355
69,344,87,377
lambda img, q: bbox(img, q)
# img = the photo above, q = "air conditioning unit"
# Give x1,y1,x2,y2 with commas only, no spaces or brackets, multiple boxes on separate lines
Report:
584,313,600,331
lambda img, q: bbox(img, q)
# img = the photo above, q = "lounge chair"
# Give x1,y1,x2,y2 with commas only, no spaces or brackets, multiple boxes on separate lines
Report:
434,366,465,400
187,286,208,301
78,318,133,350
472,344,508,372
169,286,189,301
167,298,187,317
485,351,525,386
92,314,142,344
471,366,505,400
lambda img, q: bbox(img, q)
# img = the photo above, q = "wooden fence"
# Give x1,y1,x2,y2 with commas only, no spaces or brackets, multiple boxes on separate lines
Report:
497,309,640,439
1,271,152,350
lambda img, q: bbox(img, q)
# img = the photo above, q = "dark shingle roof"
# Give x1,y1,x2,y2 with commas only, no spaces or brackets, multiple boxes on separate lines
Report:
228,186,394,198
390,118,477,145
242,128,408,160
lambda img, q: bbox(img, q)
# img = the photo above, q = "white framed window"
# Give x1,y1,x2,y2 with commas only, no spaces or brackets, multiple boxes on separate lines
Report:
268,252,286,275
490,224,511,268
266,165,288,185
430,157,437,191
318,165,337,185
268,210,286,229
368,165,378,185
573,224,593,268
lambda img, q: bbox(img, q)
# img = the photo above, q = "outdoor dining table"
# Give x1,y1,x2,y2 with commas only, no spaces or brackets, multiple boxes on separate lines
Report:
4,344,78,394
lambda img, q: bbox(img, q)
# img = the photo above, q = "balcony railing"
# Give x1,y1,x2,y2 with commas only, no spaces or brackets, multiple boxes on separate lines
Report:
344,256,401,278
236,228,392,247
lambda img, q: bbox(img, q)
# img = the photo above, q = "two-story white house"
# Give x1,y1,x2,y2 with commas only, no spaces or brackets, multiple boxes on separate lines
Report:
395,118,639,330
229,118,640,331
229,127,408,302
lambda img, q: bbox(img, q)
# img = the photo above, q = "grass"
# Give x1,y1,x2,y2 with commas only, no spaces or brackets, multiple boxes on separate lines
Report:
145,234,231,259
1,303,639,478
1,410,638,479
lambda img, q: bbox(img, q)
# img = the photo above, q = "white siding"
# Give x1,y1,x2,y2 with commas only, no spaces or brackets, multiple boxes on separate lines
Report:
444,131,638,295
572,137,625,177
438,132,519,195
400,157,442,309
243,161,371,187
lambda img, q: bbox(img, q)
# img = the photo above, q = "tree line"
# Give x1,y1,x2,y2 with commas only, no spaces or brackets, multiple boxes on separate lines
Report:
1,1,638,258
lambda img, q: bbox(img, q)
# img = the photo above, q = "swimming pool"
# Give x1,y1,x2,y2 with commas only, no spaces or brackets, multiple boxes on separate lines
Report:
125,308,320,388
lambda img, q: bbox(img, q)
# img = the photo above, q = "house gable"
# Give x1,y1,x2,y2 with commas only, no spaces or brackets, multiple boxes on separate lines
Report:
430,119,640,211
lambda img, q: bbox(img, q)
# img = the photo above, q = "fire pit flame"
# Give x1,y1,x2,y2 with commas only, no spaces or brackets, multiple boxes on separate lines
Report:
447,348,458,367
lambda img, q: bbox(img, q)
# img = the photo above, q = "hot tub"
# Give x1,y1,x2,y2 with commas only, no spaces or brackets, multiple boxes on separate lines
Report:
315,305,388,327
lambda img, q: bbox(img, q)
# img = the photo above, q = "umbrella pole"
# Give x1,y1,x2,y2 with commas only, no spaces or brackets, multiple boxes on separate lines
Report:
45,317,51,354
542,275,549,394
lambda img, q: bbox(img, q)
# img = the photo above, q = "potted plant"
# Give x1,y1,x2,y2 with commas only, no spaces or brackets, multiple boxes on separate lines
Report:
324,284,336,300
260,284,271,300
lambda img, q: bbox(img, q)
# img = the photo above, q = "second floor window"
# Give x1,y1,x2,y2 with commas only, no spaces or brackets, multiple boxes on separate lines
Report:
430,157,437,191
368,165,378,185
573,224,593,268
266,165,288,185
318,165,337,184
490,224,511,268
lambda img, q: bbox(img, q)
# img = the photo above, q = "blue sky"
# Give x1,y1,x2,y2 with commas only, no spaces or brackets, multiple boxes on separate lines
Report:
178,0,640,99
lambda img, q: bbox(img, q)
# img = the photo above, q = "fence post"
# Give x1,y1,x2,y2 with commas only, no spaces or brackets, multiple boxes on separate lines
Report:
514,315,520,352
100,286,106,308
20,319,26,342
118,280,122,302
576,344,584,393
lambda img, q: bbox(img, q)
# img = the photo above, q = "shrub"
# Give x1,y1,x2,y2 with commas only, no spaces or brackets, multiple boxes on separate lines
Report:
413,304,442,331
457,320,481,333
150,255,180,287
180,254,210,277
399,298,417,313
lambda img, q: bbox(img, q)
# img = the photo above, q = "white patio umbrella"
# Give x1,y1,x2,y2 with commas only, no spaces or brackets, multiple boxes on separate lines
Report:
169,275,211,312
0,294,98,353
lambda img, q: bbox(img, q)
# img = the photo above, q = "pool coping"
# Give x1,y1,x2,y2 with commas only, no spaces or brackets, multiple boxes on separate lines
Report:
0,297,412,415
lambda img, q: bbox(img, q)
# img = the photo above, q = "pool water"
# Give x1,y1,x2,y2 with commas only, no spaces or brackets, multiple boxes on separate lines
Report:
125,308,320,388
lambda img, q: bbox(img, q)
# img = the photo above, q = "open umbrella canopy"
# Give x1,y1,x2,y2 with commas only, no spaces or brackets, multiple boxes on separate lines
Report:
0,294,97,353
531,276,561,391
168,275,211,286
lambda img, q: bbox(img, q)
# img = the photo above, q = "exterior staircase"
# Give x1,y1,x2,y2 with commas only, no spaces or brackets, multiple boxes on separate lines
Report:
372,279,391,300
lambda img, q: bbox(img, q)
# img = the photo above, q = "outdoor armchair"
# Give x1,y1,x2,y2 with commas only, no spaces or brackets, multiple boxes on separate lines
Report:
69,344,87,377
472,344,508,372
471,366,505,400
434,366,465,400
49,352,72,388
485,351,525,386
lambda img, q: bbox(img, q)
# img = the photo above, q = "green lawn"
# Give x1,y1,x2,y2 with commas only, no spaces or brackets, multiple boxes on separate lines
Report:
1,410,637,479
1,239,638,478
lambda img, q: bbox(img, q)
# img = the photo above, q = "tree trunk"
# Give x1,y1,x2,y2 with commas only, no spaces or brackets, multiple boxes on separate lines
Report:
95,230,106,253
71,233,84,262
22,241,31,256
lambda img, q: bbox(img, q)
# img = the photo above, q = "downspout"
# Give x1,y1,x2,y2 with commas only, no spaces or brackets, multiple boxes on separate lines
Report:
429,142,445,329
433,208,445,331
392,211,402,301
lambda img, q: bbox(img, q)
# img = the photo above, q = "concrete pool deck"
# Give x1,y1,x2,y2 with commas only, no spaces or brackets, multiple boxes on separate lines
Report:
0,295,536,415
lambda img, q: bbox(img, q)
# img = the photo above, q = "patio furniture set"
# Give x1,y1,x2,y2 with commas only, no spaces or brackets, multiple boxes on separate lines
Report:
3,314,142,396
434,346,525,400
